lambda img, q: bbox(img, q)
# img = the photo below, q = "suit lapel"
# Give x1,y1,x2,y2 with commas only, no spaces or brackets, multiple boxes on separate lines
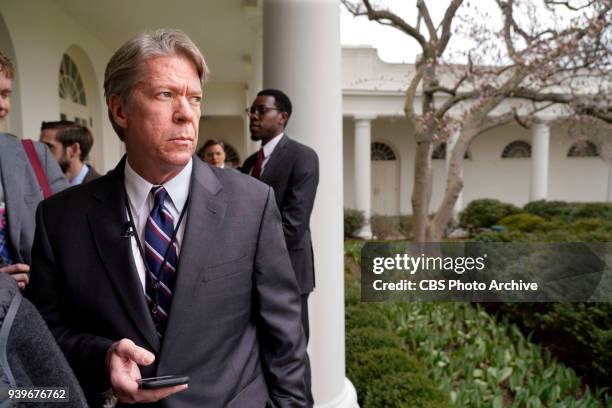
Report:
0,136,28,262
241,152,257,175
160,160,226,356
87,159,160,351
261,135,290,184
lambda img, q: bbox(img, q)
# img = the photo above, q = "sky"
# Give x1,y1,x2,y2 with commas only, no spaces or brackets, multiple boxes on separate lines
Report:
340,0,422,63
339,0,588,64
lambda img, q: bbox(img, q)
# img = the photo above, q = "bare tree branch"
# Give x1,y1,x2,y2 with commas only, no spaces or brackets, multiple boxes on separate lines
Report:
545,0,597,11
437,0,464,55
404,68,424,126
342,0,428,49
417,0,439,42
511,88,612,123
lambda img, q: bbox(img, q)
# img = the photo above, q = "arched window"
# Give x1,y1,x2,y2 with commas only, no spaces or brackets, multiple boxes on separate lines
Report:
567,141,599,157
501,140,531,158
59,54,87,106
431,143,471,160
223,142,241,167
371,142,397,161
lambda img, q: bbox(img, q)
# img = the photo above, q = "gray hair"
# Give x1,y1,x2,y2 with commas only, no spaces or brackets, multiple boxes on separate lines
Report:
103,28,209,140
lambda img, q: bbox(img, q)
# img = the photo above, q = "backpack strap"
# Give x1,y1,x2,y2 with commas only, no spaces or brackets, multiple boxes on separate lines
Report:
22,139,52,199
0,290,22,387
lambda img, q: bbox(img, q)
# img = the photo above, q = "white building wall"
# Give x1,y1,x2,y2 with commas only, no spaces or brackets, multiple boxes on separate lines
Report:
342,118,609,217
0,0,120,171
459,125,532,208
548,123,607,202
198,116,246,164
371,118,414,214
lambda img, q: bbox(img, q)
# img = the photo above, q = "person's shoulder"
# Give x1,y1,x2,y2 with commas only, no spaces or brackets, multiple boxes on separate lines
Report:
85,164,102,180
284,136,318,159
203,161,270,198
0,132,21,150
43,168,114,209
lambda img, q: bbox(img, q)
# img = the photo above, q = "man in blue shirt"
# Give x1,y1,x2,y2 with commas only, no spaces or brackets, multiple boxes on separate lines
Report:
40,121,100,185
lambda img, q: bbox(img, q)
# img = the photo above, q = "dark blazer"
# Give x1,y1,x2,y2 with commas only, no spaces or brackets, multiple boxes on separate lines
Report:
0,273,88,407
241,135,319,294
0,133,68,265
27,157,307,408
82,164,101,184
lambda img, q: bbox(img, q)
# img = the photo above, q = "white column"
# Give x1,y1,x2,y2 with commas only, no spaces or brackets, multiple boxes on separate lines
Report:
446,131,463,217
244,8,264,157
530,121,550,201
607,163,612,202
263,1,357,407
354,116,373,239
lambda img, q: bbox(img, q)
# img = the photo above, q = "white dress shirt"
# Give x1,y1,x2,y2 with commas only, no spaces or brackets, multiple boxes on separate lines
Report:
124,158,192,292
70,163,89,186
253,132,284,176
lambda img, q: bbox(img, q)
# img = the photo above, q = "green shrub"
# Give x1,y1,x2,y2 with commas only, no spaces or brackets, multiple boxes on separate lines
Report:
344,208,365,238
523,200,573,220
345,278,361,307
563,218,612,234
345,304,391,330
371,214,400,239
459,199,520,228
473,230,530,242
493,302,612,387
364,372,451,408
346,327,403,367
398,215,413,239
348,348,421,406
497,213,553,233
570,202,612,221
523,200,612,222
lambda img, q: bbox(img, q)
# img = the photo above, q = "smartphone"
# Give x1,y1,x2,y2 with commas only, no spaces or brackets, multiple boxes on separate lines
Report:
137,375,189,389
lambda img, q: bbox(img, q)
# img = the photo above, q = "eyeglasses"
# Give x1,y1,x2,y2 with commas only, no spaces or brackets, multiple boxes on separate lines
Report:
246,106,279,116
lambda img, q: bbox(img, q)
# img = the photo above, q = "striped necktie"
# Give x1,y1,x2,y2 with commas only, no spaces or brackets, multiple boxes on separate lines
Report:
144,186,178,336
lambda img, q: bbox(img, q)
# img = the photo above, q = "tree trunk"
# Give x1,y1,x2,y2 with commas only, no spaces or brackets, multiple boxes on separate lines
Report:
411,140,433,242
428,137,465,240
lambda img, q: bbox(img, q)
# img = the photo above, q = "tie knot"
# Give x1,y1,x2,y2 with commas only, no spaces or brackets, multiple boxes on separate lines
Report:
151,186,168,207
258,149,265,160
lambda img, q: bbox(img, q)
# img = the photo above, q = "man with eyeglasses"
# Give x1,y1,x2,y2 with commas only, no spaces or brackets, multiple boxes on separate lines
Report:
242,89,319,406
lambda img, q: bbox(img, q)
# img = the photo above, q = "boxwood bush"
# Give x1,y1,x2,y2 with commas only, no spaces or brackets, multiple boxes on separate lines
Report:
522,200,574,220
345,304,451,407
459,199,520,229
497,213,553,233
364,372,451,408
471,204,612,390
523,200,612,222
344,208,365,238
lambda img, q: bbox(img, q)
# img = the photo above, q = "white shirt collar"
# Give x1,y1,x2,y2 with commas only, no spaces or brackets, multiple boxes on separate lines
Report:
70,163,89,186
124,158,192,217
262,132,284,157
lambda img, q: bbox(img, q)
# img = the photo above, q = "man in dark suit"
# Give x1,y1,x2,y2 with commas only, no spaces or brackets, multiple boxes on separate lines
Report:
241,89,319,405
40,121,101,185
28,29,306,407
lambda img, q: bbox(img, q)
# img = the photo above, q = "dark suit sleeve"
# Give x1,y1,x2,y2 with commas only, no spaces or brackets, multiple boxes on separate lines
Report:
241,153,256,175
281,148,319,248
35,141,69,194
27,202,114,394
254,187,307,407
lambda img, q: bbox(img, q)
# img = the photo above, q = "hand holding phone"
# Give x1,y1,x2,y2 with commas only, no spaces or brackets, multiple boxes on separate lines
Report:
138,375,190,389
107,339,188,403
